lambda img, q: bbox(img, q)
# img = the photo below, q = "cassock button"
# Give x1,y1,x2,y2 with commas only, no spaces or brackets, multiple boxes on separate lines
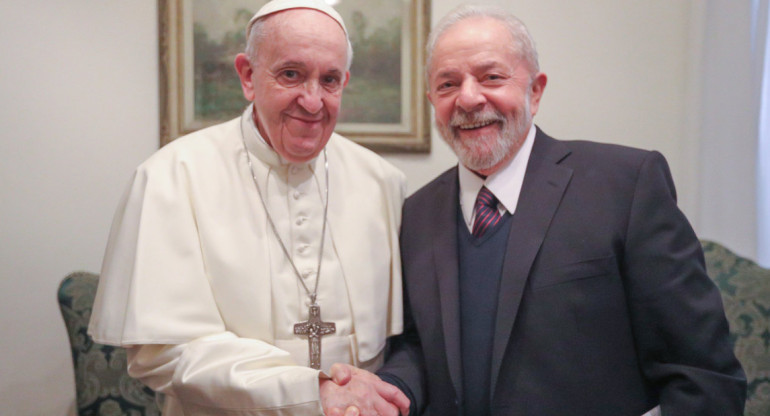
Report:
296,217,306,226
293,191,302,200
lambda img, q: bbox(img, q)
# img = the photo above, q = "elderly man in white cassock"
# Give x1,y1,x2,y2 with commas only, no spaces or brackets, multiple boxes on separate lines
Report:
88,0,411,414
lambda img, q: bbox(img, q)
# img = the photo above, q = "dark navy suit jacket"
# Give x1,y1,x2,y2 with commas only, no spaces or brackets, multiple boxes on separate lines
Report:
378,128,746,416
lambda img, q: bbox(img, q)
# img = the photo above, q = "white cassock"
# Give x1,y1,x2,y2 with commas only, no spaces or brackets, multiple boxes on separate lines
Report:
88,105,406,415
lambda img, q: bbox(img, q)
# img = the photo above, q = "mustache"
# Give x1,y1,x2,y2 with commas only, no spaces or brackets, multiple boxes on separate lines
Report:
449,109,506,128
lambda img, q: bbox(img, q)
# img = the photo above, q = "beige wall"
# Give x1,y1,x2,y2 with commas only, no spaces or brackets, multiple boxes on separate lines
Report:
385,1,698,215
0,1,755,414
0,1,159,415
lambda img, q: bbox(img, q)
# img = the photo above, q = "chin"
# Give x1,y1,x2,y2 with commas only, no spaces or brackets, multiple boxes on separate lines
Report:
459,155,502,172
284,145,323,162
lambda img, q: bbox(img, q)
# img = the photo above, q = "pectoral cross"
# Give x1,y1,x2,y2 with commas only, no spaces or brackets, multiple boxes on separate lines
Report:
294,304,336,369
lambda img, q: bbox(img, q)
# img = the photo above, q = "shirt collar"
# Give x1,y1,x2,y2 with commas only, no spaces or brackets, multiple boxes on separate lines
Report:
458,123,537,228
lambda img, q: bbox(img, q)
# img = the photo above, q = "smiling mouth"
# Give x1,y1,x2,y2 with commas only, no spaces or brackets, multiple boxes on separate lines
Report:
455,120,497,130
290,116,323,123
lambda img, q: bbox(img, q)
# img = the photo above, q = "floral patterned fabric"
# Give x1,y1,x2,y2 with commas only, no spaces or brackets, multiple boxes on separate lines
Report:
702,240,770,416
58,271,161,416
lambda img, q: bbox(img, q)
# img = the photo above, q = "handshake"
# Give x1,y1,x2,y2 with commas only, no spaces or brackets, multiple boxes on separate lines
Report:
320,364,410,416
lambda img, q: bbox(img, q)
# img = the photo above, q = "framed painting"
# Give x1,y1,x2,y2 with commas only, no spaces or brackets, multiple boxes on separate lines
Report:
159,0,431,152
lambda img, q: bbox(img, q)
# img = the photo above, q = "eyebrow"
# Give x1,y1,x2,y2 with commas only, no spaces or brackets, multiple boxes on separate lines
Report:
434,61,506,80
434,68,459,80
474,61,505,73
325,68,344,77
274,60,307,70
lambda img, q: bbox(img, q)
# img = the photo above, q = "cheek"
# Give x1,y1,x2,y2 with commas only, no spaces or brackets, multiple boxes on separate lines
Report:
435,101,455,123
527,94,539,115
259,84,296,110
489,90,525,114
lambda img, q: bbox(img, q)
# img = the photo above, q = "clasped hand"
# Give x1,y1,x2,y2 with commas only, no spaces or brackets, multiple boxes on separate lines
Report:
320,363,410,416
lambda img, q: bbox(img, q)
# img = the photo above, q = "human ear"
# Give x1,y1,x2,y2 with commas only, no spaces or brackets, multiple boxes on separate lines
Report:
342,71,350,88
234,53,256,101
528,72,547,116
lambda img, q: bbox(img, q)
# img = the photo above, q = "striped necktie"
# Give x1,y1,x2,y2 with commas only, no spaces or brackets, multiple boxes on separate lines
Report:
472,186,501,237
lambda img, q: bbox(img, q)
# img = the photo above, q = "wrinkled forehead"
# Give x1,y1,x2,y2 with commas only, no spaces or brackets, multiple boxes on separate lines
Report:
429,17,523,73
252,9,349,73
260,9,349,56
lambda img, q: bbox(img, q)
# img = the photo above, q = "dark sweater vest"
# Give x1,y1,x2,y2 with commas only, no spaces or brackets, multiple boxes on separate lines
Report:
457,210,512,416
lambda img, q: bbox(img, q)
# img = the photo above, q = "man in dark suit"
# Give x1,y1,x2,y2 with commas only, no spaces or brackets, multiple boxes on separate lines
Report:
357,4,746,416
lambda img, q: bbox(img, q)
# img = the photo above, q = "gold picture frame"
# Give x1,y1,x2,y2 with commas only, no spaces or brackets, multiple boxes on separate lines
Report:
158,0,431,152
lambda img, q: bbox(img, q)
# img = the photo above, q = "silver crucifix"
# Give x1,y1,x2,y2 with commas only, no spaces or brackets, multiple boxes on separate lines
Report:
294,304,336,369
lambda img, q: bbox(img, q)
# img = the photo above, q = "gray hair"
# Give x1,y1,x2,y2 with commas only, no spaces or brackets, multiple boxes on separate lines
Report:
245,13,354,71
425,4,539,81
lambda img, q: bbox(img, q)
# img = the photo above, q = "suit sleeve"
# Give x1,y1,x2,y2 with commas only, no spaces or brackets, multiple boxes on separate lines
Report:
376,198,429,415
622,151,746,415
377,282,427,415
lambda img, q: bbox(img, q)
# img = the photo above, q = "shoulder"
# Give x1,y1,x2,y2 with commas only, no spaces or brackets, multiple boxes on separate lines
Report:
536,128,675,198
136,118,241,175
539,128,652,162
536,128,668,178
327,133,406,188
566,140,655,163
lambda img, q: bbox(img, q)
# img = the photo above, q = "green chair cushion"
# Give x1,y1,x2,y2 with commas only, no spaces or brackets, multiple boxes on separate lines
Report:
58,271,161,416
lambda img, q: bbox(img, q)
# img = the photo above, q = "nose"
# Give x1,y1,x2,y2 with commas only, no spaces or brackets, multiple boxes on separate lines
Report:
297,81,323,115
456,78,486,112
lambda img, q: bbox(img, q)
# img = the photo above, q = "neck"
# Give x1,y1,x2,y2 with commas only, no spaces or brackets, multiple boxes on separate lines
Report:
469,170,488,180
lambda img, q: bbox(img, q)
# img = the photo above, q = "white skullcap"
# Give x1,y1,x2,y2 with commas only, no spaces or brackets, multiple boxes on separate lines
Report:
246,0,348,37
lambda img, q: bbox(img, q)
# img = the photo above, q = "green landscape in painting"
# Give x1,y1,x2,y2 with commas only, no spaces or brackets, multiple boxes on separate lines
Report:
192,0,403,125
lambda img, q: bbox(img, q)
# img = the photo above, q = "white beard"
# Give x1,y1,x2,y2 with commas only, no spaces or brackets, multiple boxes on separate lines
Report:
437,97,532,172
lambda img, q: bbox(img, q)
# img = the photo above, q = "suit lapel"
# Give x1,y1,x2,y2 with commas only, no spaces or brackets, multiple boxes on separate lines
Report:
490,130,573,395
430,168,464,400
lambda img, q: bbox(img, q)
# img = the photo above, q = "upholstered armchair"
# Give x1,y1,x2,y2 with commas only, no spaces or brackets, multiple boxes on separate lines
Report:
58,271,160,416
702,240,770,416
